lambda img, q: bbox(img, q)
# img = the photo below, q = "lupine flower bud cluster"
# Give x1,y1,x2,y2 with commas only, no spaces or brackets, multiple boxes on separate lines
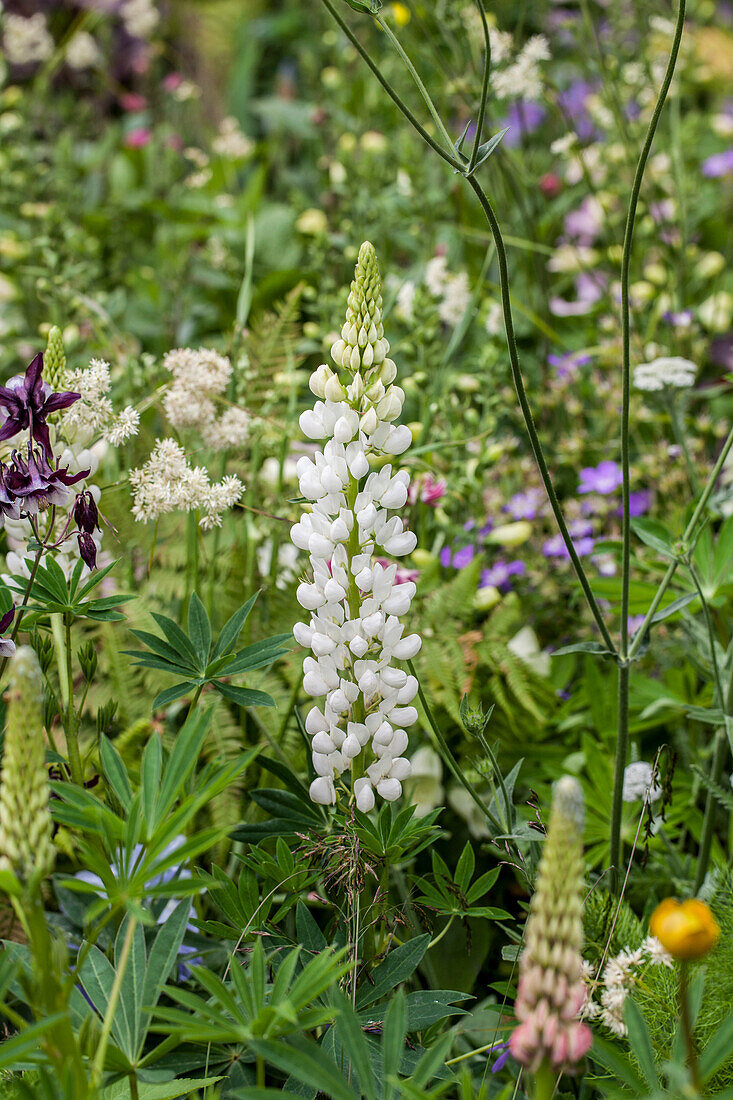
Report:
0,647,54,884
292,242,420,811
510,776,592,1074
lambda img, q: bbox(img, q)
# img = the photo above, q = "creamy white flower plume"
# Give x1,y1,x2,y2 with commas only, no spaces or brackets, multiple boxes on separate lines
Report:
293,242,420,809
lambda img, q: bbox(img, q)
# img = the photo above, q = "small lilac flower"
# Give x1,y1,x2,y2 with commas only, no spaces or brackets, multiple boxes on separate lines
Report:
702,149,733,178
0,606,15,659
478,520,494,538
452,545,475,569
501,101,546,148
5,446,88,514
663,309,694,328
547,351,593,380
564,196,603,244
557,79,601,141
628,614,646,636
550,272,606,317
617,490,651,518
481,560,526,592
505,488,545,520
0,353,80,459
569,518,593,538
709,334,733,370
543,533,594,558
578,460,623,495
491,1041,512,1074
439,545,452,568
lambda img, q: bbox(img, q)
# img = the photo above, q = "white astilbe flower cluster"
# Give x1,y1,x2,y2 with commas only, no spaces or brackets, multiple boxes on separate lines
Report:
63,359,140,446
2,13,54,66
292,242,420,810
491,35,550,100
581,938,673,1036
633,356,697,392
129,439,243,530
163,347,231,428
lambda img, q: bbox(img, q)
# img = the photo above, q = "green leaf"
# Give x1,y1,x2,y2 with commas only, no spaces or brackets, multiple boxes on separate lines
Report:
211,592,259,660
632,518,676,559
0,1014,68,1070
214,682,275,708
249,1036,355,1100
100,736,133,812
381,989,406,1100
333,989,377,1100
356,935,430,1009
188,592,212,666
114,916,147,1059
296,901,327,956
552,641,617,659
139,900,193,1057
152,682,198,711
154,710,211,826
700,1007,733,1082
591,1033,646,1091
100,1078,223,1100
342,0,382,12
150,613,200,667
454,842,475,893
140,734,162,830
624,998,659,1088
78,944,116,1020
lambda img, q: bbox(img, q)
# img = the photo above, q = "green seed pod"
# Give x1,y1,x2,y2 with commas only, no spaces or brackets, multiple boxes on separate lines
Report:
0,647,54,884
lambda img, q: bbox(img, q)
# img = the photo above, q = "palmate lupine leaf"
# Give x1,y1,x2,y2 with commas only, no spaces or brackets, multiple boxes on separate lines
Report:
123,591,291,710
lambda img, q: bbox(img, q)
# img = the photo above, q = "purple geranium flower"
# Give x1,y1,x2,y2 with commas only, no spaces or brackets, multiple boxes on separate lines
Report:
481,560,526,592
578,460,623,495
0,353,80,459
504,488,544,520
5,445,88,514
702,149,733,178
491,1040,512,1074
547,350,593,381
616,490,651,518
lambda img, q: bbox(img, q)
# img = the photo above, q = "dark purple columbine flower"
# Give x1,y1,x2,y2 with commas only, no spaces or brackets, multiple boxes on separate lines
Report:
0,353,80,460
578,460,623,495
0,466,21,525
0,606,15,659
73,491,99,534
5,446,88,515
77,532,98,570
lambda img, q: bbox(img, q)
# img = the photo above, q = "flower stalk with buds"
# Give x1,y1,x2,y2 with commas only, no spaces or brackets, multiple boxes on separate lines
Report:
292,242,420,810
510,776,592,1096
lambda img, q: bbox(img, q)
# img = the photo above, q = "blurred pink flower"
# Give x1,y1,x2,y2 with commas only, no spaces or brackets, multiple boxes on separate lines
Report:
119,93,148,112
163,72,184,92
124,127,152,148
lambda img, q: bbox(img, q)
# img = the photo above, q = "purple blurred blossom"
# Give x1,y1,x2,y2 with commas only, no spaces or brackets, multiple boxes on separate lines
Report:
491,1041,512,1074
501,101,546,148
547,350,593,380
557,79,601,141
505,488,545,520
481,560,526,592
663,309,694,328
564,196,603,243
617,490,651,517
702,149,733,177
550,272,606,317
578,460,623,495
543,533,595,558
452,545,476,569
709,333,733,370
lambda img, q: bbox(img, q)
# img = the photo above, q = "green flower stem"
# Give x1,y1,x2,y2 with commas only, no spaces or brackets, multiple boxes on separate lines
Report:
609,662,630,895
667,391,699,496
320,0,463,173
627,424,733,661
689,563,730,891
91,917,138,1088
619,0,686,659
467,0,491,174
466,177,617,654
612,0,685,894
374,14,457,158
533,1062,556,1100
64,613,84,787
679,961,702,1093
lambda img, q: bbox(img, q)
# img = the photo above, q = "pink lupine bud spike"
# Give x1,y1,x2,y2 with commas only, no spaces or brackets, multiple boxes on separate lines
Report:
509,776,592,1077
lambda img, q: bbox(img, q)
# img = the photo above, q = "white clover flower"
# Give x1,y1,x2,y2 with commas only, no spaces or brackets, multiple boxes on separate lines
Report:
633,356,697,392
439,272,471,326
293,243,420,809
622,761,662,803
2,13,54,66
424,256,448,297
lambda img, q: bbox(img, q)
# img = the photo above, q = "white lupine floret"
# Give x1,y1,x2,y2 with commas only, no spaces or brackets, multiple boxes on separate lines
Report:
293,243,421,808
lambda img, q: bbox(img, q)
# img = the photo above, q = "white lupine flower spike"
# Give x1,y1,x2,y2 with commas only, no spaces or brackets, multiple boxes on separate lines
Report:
293,242,420,810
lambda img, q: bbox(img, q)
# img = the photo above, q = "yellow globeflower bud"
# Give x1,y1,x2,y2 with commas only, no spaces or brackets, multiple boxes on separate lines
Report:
390,2,411,25
650,899,720,960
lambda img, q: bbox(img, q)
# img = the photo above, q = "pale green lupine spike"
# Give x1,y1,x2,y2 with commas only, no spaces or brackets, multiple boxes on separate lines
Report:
44,325,68,392
0,647,54,884
330,241,392,376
